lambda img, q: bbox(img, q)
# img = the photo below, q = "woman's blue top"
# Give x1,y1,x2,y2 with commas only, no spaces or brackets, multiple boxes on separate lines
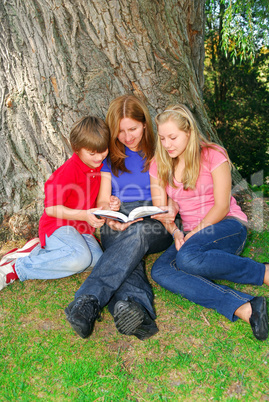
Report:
101,147,151,202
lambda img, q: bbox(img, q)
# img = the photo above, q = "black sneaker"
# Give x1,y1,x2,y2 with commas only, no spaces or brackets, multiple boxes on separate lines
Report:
113,300,159,341
65,295,100,338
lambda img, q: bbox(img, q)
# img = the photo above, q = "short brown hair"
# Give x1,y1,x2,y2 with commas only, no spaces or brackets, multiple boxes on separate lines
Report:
70,116,110,153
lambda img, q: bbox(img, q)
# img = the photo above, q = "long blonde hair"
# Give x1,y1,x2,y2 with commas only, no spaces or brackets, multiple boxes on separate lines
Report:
106,95,155,176
155,104,229,189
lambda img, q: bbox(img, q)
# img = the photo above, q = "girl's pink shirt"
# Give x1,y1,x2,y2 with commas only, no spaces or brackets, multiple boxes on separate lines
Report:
149,147,248,232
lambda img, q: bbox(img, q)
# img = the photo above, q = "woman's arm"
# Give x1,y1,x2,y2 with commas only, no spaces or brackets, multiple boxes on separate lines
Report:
184,161,231,241
97,171,141,231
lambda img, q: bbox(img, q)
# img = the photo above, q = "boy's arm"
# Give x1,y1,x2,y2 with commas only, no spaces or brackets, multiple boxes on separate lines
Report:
45,205,106,228
96,172,112,209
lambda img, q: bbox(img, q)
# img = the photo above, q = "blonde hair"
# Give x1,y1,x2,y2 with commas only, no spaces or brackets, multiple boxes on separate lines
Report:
155,104,229,189
106,95,155,176
70,116,110,153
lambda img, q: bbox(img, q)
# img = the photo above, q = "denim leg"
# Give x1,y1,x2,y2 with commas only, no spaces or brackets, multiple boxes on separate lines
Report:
107,260,156,318
108,218,172,318
176,219,265,285
151,243,253,322
82,234,103,268
75,201,173,317
15,226,98,281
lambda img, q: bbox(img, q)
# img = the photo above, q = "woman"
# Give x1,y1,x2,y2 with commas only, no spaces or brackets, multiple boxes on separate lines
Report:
65,95,174,340
150,104,269,341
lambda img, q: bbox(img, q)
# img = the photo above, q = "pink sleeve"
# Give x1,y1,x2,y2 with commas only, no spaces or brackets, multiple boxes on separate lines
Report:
204,147,228,172
149,158,158,178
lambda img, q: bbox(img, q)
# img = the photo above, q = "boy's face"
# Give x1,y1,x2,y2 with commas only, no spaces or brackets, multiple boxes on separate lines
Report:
76,148,108,169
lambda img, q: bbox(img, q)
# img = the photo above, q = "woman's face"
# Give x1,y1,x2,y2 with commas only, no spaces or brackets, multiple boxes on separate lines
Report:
117,117,144,151
158,120,190,160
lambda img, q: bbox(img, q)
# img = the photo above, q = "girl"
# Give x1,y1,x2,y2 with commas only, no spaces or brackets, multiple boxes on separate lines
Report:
65,95,174,340
150,104,269,341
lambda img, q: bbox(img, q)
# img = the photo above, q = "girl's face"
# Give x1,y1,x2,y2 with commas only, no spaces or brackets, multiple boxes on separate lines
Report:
158,120,190,159
117,117,144,151
76,148,108,169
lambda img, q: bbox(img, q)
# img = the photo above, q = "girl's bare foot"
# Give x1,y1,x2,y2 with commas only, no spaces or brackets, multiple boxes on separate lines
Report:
263,263,269,286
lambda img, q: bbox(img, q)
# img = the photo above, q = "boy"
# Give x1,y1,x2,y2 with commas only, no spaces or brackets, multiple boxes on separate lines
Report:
0,116,119,290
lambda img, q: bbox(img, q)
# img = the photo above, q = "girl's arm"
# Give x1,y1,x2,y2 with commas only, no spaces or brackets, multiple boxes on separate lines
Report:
184,161,231,241
150,175,184,250
150,176,178,224
45,205,106,228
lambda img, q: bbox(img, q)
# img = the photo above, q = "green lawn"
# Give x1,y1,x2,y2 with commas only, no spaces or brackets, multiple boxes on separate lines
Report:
0,229,268,401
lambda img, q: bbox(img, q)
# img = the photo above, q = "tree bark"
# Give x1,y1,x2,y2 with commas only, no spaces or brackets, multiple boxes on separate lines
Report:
0,0,244,240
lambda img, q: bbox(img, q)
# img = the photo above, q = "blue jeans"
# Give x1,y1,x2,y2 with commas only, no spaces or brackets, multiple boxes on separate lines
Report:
15,226,103,281
75,201,173,318
151,218,266,321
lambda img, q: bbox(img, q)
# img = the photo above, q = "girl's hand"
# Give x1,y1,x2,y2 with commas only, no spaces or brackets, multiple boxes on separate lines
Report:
106,218,143,232
184,230,196,242
174,230,185,251
110,196,121,211
151,205,177,224
86,208,106,228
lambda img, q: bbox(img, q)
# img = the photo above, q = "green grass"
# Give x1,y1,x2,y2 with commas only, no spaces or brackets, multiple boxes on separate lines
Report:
0,230,268,401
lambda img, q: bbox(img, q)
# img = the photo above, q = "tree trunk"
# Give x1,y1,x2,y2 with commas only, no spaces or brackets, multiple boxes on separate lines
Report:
0,0,245,240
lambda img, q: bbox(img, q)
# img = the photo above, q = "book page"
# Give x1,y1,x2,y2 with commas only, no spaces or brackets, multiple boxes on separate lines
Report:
92,210,128,222
128,206,167,221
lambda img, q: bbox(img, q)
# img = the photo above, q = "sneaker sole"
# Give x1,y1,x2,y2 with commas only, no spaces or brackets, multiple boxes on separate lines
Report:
114,301,144,335
0,262,15,290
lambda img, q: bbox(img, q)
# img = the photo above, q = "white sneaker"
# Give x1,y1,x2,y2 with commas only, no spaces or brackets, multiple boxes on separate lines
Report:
0,261,17,290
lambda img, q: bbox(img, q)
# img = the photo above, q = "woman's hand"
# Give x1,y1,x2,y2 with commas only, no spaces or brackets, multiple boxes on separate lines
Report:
106,218,143,232
109,196,121,211
174,230,185,251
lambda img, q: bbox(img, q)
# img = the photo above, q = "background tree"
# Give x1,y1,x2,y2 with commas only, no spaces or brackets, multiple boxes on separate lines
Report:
0,0,211,237
204,0,269,182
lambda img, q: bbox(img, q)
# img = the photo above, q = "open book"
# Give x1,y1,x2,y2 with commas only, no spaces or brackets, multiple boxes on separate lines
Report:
92,206,168,223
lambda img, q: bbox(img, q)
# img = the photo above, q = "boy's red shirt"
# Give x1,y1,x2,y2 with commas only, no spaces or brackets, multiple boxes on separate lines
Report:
38,153,102,247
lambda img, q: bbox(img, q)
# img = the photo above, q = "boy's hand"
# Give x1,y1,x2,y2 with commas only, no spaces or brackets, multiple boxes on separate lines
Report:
109,196,121,211
86,208,106,228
